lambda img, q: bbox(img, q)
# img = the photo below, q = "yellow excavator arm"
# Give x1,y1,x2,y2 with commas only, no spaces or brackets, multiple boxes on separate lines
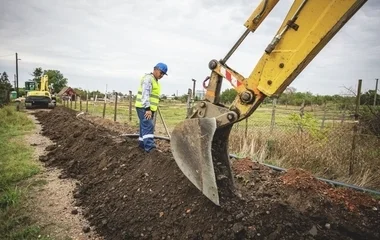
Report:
39,75,49,92
170,0,367,206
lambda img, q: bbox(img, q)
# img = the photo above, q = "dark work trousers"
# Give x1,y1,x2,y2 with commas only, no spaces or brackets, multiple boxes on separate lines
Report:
136,107,156,152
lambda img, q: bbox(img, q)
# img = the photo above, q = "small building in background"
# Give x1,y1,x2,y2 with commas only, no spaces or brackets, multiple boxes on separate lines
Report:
195,90,205,100
57,87,76,101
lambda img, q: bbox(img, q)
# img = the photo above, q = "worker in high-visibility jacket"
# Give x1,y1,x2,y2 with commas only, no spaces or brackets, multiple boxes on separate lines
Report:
135,62,168,153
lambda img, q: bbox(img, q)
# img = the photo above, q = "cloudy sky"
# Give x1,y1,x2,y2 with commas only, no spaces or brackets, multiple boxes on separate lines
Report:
0,0,379,96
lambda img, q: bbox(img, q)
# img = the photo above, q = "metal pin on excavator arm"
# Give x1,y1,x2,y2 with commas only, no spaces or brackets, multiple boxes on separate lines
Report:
171,0,367,205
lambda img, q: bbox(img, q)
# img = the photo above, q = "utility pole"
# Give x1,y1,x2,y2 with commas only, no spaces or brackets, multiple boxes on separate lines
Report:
13,74,16,90
374,78,378,107
15,53,19,97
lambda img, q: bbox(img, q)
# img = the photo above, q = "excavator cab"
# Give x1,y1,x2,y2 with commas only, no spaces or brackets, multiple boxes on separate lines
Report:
170,0,367,205
25,81,38,94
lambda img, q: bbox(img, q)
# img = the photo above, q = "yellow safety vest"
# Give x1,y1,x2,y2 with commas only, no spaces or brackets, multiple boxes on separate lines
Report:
135,74,161,111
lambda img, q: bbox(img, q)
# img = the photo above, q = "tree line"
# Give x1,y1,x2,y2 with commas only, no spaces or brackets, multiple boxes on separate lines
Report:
0,72,13,104
0,72,12,93
2,67,379,108
219,87,380,108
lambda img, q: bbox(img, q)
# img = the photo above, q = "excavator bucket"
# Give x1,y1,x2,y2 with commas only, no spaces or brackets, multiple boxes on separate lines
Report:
170,117,219,205
171,117,235,206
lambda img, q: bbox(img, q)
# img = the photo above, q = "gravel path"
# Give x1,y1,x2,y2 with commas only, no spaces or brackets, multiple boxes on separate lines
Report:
24,112,103,240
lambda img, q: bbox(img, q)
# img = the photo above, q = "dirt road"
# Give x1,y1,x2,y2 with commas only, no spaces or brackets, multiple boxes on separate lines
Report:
24,113,103,240
31,107,379,240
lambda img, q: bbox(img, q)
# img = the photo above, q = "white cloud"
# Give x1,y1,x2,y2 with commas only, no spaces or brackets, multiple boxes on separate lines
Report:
0,0,379,96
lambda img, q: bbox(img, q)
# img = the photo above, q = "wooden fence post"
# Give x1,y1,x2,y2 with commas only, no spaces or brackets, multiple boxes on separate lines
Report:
114,93,118,122
86,91,89,113
321,102,327,129
349,79,362,176
129,91,132,121
298,100,305,133
300,100,305,117
93,94,97,113
270,97,277,134
103,96,106,118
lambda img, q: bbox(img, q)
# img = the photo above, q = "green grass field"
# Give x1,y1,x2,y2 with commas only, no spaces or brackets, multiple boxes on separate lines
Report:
0,106,50,239
66,99,351,130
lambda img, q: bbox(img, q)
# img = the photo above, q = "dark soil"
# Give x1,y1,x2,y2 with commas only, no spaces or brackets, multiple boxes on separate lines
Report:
33,107,380,240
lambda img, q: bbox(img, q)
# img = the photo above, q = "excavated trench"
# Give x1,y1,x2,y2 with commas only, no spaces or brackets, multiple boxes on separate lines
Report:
33,107,379,240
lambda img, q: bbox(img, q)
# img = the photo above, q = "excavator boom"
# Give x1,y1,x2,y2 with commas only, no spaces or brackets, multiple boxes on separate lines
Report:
171,0,367,205
39,75,49,92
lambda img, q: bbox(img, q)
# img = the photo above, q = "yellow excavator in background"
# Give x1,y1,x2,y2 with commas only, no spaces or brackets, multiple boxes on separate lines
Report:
25,74,56,109
170,0,367,206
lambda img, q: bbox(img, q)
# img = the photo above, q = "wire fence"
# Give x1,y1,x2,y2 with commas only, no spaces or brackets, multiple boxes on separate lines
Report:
229,103,380,189
61,95,380,189
230,121,380,186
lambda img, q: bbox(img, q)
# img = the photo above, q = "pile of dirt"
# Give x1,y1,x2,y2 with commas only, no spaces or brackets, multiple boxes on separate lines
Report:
33,107,380,240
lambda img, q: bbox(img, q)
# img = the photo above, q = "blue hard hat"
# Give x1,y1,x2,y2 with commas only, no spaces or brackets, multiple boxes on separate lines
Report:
154,62,168,75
